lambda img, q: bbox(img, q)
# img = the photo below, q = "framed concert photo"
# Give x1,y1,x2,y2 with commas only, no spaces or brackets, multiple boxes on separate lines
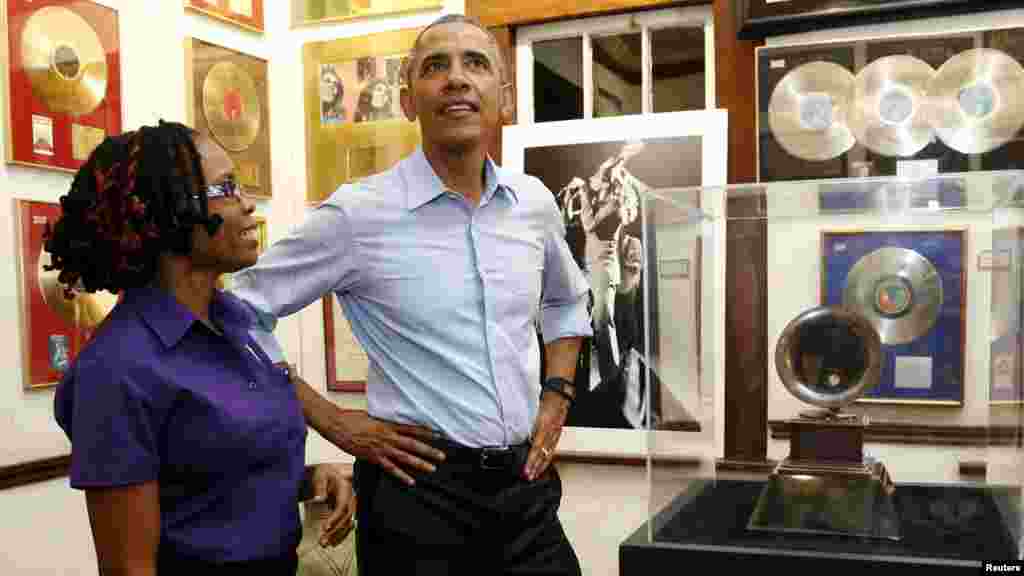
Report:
502,110,727,459
302,27,422,204
4,0,121,173
185,38,272,199
820,228,967,405
294,0,441,26
324,295,368,393
14,199,117,390
737,0,1015,40
185,0,264,34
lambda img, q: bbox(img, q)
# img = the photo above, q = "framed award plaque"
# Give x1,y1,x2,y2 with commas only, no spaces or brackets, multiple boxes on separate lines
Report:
14,199,116,390
820,228,966,405
4,0,121,173
737,0,1015,40
295,0,441,26
185,0,264,34
303,28,422,204
185,38,272,199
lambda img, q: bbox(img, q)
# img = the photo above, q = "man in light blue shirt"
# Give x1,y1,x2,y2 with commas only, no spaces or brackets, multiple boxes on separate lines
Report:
230,13,591,575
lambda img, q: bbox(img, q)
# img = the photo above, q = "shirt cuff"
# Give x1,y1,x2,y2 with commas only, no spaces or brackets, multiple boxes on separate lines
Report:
540,298,593,343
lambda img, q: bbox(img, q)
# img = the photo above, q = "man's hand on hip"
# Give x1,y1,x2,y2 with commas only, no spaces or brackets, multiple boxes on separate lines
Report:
523,392,570,481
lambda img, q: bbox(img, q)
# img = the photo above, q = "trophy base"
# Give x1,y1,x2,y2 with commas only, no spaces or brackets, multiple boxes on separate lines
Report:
747,457,901,541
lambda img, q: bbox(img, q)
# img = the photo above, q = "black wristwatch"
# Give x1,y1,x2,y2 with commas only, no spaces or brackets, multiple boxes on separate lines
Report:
541,377,576,405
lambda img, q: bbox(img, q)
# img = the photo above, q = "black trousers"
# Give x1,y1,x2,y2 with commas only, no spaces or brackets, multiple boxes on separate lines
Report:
354,445,582,575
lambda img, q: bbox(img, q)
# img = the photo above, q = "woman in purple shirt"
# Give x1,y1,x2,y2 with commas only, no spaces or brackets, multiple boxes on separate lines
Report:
46,121,355,574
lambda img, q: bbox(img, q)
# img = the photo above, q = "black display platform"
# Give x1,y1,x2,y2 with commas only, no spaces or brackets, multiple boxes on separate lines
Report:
620,478,1021,573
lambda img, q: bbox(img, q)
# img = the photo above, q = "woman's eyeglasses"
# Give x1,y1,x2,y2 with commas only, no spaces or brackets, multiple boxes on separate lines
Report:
205,178,242,200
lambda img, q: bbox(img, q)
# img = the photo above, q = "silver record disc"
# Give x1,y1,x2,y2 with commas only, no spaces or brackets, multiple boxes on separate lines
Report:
769,61,856,161
850,55,935,157
842,247,943,345
926,48,1024,155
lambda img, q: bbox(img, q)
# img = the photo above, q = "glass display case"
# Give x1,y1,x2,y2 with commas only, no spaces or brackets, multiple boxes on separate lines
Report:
621,172,1024,572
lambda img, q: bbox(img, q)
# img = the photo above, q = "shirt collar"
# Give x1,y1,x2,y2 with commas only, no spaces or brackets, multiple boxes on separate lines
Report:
404,145,519,211
125,286,256,349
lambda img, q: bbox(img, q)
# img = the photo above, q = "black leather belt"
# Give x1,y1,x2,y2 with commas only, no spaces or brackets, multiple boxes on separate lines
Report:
430,438,530,473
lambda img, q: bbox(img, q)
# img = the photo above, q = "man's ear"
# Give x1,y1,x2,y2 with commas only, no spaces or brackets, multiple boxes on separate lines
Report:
400,84,417,122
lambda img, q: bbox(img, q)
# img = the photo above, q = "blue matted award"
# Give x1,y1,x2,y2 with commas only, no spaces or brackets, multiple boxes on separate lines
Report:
821,229,965,404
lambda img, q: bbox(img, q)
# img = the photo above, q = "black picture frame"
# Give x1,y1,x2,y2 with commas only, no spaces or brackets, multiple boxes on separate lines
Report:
736,0,1018,40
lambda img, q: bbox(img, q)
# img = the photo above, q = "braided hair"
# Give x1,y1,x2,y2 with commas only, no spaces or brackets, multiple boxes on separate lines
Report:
43,120,225,297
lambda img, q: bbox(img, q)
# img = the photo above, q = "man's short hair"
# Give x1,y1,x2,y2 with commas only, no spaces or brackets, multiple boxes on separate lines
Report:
405,13,506,86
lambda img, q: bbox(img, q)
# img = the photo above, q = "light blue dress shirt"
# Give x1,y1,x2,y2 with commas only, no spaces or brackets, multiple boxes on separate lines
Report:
230,147,592,448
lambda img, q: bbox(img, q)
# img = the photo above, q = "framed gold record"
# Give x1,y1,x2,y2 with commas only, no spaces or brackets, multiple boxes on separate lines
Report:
3,0,122,173
294,0,441,26
303,27,422,204
185,0,264,34
184,38,271,198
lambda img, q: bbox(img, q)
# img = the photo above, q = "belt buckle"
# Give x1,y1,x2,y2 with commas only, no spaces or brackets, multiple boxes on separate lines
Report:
479,446,512,470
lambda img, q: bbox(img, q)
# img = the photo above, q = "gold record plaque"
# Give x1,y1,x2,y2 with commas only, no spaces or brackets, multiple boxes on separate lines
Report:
202,61,261,152
303,28,422,204
185,38,271,198
6,0,121,172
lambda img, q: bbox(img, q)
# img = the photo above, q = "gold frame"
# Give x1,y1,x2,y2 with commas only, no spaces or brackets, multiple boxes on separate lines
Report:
292,0,441,27
184,37,273,199
302,27,422,204
818,226,967,407
184,0,264,34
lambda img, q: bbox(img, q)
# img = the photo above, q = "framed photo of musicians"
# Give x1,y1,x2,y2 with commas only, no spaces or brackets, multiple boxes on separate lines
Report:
185,0,264,34
185,38,272,199
14,199,117,390
820,228,967,405
303,28,421,204
503,111,727,457
4,0,122,173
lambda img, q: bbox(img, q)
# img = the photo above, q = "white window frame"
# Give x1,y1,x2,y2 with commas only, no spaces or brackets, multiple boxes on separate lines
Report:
515,6,716,125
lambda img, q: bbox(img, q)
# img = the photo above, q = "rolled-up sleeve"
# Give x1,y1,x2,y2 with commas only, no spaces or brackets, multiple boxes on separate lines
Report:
539,199,593,343
229,198,360,360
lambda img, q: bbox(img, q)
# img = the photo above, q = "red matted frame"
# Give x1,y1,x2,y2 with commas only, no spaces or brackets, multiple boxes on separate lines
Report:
323,296,368,392
14,199,109,389
4,0,122,173
185,0,264,34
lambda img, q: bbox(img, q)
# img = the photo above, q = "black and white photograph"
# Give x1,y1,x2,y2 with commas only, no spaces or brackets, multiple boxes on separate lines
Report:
506,111,727,441
505,110,726,453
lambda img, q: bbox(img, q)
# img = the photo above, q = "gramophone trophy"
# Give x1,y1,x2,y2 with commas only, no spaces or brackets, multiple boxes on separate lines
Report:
747,305,900,540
